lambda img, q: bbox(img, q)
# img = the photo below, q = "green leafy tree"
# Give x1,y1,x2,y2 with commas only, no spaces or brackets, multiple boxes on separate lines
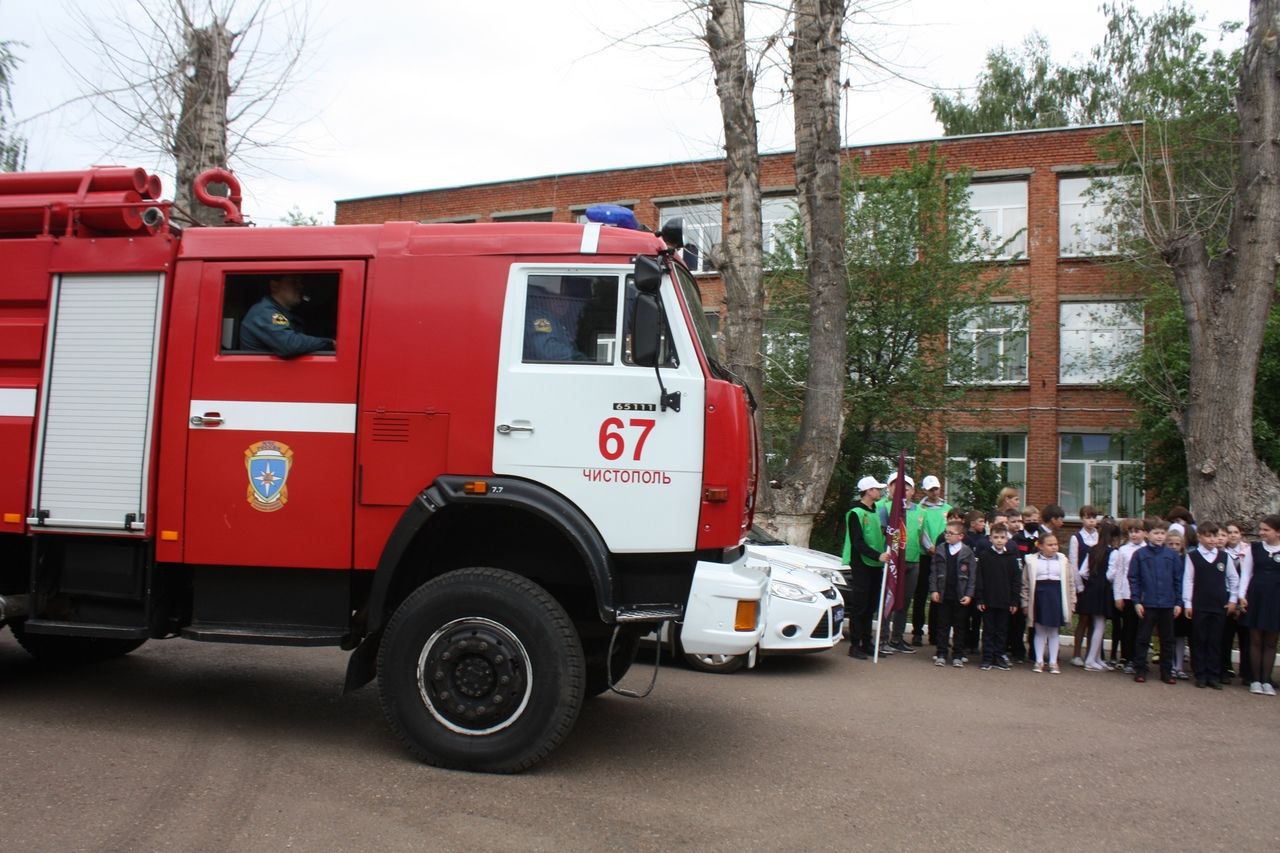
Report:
764,148,1013,551
283,206,325,226
945,439,1005,515
934,1,1279,524
0,39,26,171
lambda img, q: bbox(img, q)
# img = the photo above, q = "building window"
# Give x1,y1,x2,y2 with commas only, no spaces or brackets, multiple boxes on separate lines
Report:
945,433,1027,502
1059,433,1143,520
494,210,553,222
1059,176,1127,257
968,181,1027,259
761,196,799,262
704,310,721,339
659,201,721,273
1059,301,1143,384
950,303,1028,384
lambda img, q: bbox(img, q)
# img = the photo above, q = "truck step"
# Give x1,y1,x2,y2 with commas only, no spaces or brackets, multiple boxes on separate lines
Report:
20,620,149,640
615,605,683,623
181,623,346,647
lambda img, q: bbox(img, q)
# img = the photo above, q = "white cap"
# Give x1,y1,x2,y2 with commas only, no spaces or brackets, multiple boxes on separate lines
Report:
887,472,915,487
857,475,887,492
922,475,941,490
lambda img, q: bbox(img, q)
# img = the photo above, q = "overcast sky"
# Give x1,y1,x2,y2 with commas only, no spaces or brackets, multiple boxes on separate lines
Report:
5,0,1235,225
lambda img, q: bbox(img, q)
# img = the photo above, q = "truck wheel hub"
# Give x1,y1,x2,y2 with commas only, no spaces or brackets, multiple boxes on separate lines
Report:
417,617,531,735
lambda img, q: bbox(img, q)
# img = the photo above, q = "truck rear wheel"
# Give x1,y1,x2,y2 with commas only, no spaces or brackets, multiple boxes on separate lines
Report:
10,623,146,663
377,567,585,773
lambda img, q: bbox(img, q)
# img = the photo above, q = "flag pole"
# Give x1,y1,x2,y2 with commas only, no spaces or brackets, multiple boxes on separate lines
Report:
873,565,888,663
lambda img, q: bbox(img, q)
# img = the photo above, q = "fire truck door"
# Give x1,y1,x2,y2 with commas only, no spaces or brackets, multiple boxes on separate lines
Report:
182,262,364,569
492,265,705,553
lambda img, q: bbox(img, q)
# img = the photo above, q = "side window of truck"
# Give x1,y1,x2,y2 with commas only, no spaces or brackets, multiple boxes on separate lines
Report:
622,278,678,368
522,274,619,364
219,272,340,354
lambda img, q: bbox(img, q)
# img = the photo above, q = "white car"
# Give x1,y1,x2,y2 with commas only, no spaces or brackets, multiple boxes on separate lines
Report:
659,528,845,674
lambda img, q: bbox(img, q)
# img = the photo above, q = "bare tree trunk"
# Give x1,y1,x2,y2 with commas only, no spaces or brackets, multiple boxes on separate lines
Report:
174,15,233,225
763,0,847,546
1171,0,1280,524
704,0,765,404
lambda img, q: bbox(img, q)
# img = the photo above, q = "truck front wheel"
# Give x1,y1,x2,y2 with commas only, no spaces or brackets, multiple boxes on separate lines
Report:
377,567,585,773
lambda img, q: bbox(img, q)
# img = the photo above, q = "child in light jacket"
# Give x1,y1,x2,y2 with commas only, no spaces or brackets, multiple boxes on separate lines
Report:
1022,532,1077,674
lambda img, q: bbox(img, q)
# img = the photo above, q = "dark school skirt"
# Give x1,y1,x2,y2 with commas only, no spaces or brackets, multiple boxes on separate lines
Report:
1243,561,1280,632
1077,573,1112,617
1034,582,1066,629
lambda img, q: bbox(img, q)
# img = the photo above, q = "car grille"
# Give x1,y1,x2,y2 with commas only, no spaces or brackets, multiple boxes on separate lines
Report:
810,606,841,639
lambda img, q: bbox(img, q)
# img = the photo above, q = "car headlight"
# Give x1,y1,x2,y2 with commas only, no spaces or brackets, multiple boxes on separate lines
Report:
812,568,847,587
770,580,818,603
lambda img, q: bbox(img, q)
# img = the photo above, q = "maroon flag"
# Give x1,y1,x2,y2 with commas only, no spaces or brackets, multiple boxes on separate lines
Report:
883,451,908,614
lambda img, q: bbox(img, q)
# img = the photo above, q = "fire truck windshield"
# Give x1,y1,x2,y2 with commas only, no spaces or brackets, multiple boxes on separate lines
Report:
673,264,721,365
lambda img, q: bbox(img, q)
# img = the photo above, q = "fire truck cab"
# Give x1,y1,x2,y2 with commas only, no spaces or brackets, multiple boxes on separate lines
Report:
0,168,766,772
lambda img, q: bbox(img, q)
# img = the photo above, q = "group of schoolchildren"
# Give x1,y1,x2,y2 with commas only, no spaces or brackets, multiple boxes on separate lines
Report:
842,473,1280,693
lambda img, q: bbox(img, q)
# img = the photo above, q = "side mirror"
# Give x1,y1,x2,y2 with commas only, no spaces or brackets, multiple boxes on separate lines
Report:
633,255,663,294
659,217,684,252
631,291,661,367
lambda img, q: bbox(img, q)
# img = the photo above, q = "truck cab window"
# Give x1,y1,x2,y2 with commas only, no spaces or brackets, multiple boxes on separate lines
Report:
522,274,619,364
220,272,339,355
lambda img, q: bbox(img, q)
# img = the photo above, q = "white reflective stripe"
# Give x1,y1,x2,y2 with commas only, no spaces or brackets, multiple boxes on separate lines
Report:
580,222,601,254
189,400,356,433
0,387,37,417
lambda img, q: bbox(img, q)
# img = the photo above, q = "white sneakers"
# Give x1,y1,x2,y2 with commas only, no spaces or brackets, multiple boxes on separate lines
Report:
1258,682,1279,696
1071,656,1085,668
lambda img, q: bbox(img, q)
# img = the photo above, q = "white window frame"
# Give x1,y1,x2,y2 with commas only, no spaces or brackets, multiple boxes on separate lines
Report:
950,303,1028,385
945,433,1027,503
761,196,798,263
1058,433,1144,521
658,201,721,274
1059,175,1126,257
968,181,1027,260
1059,301,1143,384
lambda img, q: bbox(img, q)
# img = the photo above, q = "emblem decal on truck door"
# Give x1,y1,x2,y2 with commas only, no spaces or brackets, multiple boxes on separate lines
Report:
245,440,293,512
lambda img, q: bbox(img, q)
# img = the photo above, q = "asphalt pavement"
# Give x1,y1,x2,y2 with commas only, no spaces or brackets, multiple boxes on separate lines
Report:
1,632,1276,852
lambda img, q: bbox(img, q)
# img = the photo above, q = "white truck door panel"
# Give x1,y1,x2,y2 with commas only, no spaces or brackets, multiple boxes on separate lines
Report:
493,264,704,553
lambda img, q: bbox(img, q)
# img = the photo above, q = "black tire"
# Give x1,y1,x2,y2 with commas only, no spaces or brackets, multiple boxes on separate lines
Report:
582,626,642,697
676,626,747,674
376,567,585,773
10,623,146,664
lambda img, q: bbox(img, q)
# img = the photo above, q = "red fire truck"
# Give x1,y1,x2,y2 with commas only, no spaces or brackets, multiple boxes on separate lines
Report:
0,167,766,772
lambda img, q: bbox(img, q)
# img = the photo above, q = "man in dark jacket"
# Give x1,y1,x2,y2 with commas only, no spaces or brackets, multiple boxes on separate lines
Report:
1128,521,1183,684
241,274,333,357
974,522,1022,671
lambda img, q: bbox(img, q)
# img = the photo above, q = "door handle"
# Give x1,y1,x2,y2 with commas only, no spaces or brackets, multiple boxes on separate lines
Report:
496,423,533,435
191,413,224,427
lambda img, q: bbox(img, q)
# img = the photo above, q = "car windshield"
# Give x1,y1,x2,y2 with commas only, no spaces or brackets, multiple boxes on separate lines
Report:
672,263,720,364
747,525,785,546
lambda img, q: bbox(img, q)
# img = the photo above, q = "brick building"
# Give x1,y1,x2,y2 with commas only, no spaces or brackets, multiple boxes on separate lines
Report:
335,124,1144,520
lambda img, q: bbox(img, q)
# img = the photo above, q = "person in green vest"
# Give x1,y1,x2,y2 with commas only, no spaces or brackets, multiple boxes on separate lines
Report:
843,475,890,660
878,473,924,654
914,474,951,646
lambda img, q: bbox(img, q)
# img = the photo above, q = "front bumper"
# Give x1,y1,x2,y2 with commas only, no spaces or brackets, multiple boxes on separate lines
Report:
679,551,768,655
759,590,843,654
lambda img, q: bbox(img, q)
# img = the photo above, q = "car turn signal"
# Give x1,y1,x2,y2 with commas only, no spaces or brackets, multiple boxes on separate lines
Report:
734,599,759,631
